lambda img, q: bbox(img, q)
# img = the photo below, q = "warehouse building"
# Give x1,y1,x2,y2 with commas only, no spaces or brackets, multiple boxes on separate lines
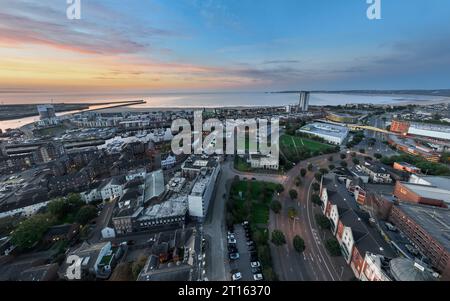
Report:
298,122,349,145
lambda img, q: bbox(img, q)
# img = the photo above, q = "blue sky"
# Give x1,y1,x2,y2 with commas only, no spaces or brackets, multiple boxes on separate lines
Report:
1,0,450,91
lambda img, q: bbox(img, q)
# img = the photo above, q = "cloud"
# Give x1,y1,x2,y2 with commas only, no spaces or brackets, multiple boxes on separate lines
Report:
0,1,175,55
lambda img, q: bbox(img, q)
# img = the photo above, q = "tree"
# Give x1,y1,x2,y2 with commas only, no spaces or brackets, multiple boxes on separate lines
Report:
325,238,341,256
11,214,54,249
328,156,334,162
293,235,305,253
307,163,313,171
275,184,284,193
319,168,329,175
329,164,335,171
66,193,84,211
315,214,331,230
132,255,148,280
374,153,383,159
270,200,282,214
359,148,366,154
47,198,69,220
271,230,286,246
340,161,348,168
289,189,298,200
288,207,297,220
300,168,307,177
312,183,320,192
351,152,356,158
314,172,323,182
75,205,98,225
340,153,347,160
257,245,272,265
311,194,322,206
352,158,360,165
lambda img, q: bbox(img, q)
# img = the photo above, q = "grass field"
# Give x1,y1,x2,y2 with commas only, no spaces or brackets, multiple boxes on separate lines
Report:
229,180,279,225
280,134,333,153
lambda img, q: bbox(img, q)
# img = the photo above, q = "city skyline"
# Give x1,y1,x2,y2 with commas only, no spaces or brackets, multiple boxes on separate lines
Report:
1,0,450,95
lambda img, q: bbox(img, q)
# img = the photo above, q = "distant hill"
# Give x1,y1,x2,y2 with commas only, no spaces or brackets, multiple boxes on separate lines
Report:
270,89,450,97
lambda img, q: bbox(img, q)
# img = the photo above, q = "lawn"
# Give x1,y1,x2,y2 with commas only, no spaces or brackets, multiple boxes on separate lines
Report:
279,134,336,170
228,180,279,226
280,134,334,153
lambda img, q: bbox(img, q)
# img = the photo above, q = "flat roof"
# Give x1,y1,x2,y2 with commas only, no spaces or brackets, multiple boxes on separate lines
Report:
144,170,165,202
396,202,450,251
299,122,349,139
401,182,450,204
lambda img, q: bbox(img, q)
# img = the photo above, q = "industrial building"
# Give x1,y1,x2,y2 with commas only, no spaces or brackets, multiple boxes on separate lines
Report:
388,202,450,280
298,122,349,145
390,120,450,141
394,175,450,208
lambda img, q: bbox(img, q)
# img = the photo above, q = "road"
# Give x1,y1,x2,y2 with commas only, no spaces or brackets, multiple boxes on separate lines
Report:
269,155,353,281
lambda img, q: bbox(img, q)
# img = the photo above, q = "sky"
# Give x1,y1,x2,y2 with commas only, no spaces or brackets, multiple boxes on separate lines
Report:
1,0,450,93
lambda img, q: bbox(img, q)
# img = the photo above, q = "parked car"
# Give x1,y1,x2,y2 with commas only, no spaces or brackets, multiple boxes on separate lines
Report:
228,245,238,252
232,272,242,281
248,246,256,252
385,222,397,232
242,221,249,227
251,261,261,268
229,253,240,260
252,267,262,274
126,240,135,246
246,241,254,246
253,273,264,281
228,238,237,244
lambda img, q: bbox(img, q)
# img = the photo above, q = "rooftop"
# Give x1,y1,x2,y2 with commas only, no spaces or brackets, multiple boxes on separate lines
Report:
396,202,450,251
138,195,187,221
400,182,450,204
143,170,165,203
299,122,349,139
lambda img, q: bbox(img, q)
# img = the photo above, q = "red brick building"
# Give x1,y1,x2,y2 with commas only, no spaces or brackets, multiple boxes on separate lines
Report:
388,203,450,280
390,120,410,134
394,181,448,208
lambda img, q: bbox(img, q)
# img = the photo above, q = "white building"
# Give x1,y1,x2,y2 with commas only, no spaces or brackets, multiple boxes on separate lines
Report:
101,227,116,239
247,153,279,170
0,200,50,219
188,165,220,220
360,253,391,281
298,122,349,145
99,176,126,201
161,155,177,169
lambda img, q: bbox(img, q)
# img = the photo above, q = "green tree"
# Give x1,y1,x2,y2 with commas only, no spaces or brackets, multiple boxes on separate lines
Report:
288,207,297,220
329,164,335,171
325,238,341,256
289,189,298,200
295,177,302,187
319,168,329,175
75,205,98,225
300,168,307,177
315,214,331,230
328,156,334,162
11,214,54,249
340,161,348,168
293,235,305,253
314,172,323,182
311,194,322,206
257,244,272,265
271,230,286,246
352,158,360,165
340,153,347,160
270,200,282,214
359,148,366,154
275,184,285,193
312,183,321,192
374,153,383,159
307,163,313,171
47,198,69,220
